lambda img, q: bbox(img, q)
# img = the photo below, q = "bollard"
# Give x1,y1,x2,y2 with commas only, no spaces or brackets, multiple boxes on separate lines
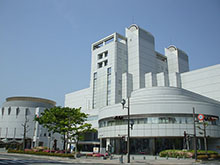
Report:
119,155,123,164
155,156,157,160
166,156,168,160
143,156,146,160
110,155,113,160
132,156,134,160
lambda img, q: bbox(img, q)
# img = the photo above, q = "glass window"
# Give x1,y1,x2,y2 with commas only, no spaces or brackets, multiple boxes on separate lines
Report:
187,117,193,124
107,90,111,95
138,119,144,124
168,117,176,124
151,117,158,124
104,60,108,66
16,107,20,116
107,79,111,85
176,117,182,124
104,51,108,57
98,53,103,60
98,62,103,68
181,117,186,124
2,108,4,116
94,72,97,79
8,107,11,115
107,67,111,75
25,108,29,116
147,117,152,124
159,117,166,124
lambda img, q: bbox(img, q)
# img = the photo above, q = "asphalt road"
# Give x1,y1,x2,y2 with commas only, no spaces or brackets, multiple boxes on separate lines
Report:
1,152,220,165
0,154,71,164
0,154,111,165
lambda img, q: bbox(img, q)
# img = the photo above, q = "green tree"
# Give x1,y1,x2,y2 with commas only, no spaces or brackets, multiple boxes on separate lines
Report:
35,106,93,153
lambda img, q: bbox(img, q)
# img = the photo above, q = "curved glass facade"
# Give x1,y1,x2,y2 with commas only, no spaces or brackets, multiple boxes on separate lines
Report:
103,137,205,155
99,115,219,128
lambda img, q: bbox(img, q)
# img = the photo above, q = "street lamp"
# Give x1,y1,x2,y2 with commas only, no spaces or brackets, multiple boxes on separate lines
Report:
121,97,130,163
193,107,197,161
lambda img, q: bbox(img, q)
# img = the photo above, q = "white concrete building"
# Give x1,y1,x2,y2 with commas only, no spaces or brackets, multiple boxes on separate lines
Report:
65,25,220,154
0,97,63,150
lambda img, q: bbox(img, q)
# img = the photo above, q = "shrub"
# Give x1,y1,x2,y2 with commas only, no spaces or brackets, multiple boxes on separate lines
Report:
159,149,218,159
209,154,218,159
86,153,93,157
197,155,208,160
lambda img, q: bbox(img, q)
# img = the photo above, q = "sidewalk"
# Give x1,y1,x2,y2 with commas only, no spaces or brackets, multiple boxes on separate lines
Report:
0,151,202,164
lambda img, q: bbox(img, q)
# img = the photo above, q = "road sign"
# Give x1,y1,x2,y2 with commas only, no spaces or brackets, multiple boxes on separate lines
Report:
198,114,204,121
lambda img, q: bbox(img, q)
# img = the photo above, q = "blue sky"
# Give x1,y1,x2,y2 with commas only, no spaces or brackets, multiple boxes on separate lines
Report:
0,0,220,106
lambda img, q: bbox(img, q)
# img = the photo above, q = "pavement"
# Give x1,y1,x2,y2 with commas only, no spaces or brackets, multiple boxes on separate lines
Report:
0,151,219,164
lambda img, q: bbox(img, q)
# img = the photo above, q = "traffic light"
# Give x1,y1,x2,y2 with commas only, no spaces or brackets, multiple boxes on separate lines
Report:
204,117,209,121
204,116,218,121
114,116,123,120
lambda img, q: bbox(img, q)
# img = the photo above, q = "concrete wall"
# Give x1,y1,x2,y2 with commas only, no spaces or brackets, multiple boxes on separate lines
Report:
0,97,62,149
181,64,220,102
65,88,91,112
98,87,220,141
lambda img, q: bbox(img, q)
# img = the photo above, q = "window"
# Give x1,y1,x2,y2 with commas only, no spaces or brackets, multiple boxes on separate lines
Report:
106,67,112,106
98,62,103,68
98,53,103,60
93,72,97,109
25,108,29,116
8,107,11,115
104,51,108,57
107,79,111,85
107,67,111,75
94,72,97,80
16,107,20,116
1,108,4,116
104,60,108,66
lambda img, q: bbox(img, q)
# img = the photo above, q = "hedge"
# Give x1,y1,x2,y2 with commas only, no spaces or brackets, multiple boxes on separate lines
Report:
159,149,218,158
7,149,75,158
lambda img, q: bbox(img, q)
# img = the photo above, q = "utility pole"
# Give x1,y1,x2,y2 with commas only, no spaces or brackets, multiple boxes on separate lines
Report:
193,107,197,161
203,122,207,155
121,97,130,163
127,97,130,163
198,120,208,155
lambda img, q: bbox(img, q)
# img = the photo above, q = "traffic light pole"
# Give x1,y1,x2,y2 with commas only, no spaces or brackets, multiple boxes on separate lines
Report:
193,107,197,161
127,97,130,163
203,122,207,155
121,97,131,163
